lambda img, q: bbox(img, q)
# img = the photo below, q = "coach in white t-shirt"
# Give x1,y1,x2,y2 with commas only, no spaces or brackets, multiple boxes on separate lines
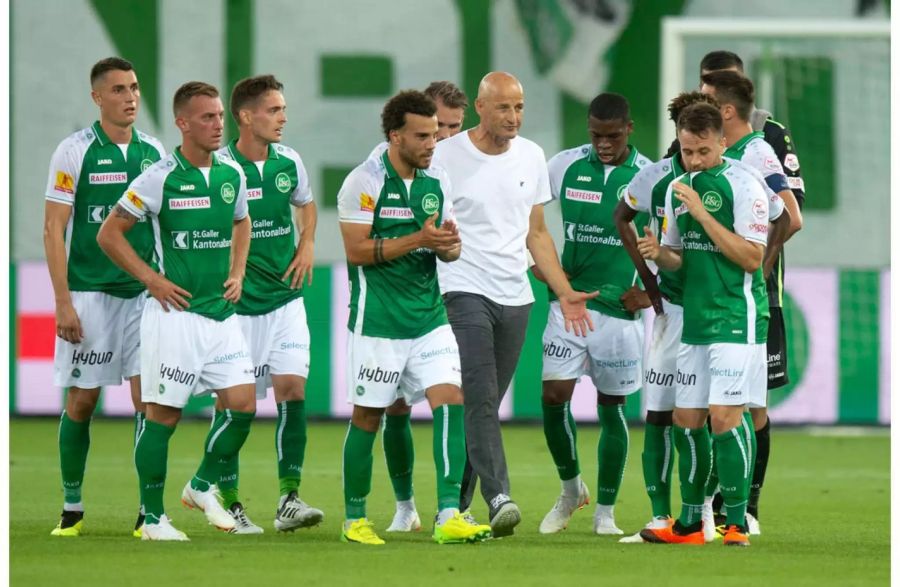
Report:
432,72,597,538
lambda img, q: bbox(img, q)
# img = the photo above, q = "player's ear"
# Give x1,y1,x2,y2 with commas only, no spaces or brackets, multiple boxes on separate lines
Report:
239,109,252,127
174,116,188,133
91,89,102,108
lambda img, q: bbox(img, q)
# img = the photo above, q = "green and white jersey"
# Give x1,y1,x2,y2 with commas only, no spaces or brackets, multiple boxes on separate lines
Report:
117,147,249,322
624,155,686,306
216,140,314,316
661,160,770,345
45,122,165,298
547,144,652,320
337,150,455,339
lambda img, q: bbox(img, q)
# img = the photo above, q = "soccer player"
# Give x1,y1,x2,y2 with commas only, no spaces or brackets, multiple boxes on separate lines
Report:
336,90,491,546
432,72,596,538
699,68,802,533
537,93,653,535
97,81,257,541
209,74,323,534
44,57,165,537
638,102,769,547
380,81,468,533
615,91,791,544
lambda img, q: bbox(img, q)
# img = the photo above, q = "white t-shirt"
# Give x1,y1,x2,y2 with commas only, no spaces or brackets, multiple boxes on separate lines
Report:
431,131,552,306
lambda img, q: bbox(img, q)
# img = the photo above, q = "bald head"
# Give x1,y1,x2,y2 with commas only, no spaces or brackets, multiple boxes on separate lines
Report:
473,71,524,147
477,71,523,101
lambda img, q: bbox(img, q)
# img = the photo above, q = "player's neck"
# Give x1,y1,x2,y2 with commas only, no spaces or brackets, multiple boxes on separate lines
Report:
468,126,511,155
387,147,415,180
99,119,132,144
235,133,269,162
179,142,214,168
724,121,754,148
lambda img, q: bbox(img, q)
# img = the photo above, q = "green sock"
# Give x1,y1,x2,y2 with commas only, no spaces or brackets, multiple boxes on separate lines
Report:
133,412,146,512
641,422,674,518
277,400,306,496
741,412,757,496
674,425,712,527
713,426,751,526
343,423,376,519
433,404,465,511
192,410,255,492
596,403,629,506
383,412,415,501
705,438,719,499
59,412,91,505
135,420,175,524
542,401,580,481
212,410,240,508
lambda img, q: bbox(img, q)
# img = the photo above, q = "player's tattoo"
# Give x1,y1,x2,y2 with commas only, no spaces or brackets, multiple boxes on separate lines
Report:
374,238,385,264
113,203,139,222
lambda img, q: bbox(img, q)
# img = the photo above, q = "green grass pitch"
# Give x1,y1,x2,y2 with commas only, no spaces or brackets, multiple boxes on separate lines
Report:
10,418,889,585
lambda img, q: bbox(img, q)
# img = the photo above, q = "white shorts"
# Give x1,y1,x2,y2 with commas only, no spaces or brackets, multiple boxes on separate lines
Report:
541,302,643,395
675,343,767,409
346,324,461,408
140,299,255,408
643,299,683,412
238,298,311,399
53,291,145,388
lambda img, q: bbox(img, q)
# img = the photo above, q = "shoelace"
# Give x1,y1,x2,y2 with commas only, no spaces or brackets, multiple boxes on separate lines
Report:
489,494,510,510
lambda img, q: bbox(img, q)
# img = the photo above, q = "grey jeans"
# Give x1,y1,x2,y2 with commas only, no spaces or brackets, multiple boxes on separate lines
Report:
444,291,532,511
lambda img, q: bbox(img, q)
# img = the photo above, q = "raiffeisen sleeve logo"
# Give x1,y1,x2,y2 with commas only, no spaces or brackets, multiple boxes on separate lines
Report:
360,192,375,212
54,171,74,194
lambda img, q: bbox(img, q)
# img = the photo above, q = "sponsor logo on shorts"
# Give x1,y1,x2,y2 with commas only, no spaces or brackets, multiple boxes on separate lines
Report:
89,172,128,185
275,172,292,193
722,390,743,397
254,364,270,378
159,364,196,386
701,191,722,212
169,197,211,210
221,182,236,204
281,342,310,351
421,193,440,215
71,368,81,378
247,188,263,200
645,368,674,388
72,349,113,366
595,358,639,370
710,367,744,378
676,369,697,386
565,187,602,204
358,365,400,384
355,385,365,396
379,207,414,219
419,346,457,360
213,350,250,363
543,341,572,359
158,384,165,394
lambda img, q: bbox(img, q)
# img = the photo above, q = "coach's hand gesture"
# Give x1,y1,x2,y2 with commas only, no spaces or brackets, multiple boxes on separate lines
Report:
559,289,599,337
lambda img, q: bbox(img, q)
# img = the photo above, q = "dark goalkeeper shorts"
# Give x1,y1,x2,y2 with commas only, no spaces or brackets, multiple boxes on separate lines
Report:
767,306,788,389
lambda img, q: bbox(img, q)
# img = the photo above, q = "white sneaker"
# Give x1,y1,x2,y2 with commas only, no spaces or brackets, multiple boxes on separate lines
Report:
618,516,673,543
274,491,324,531
227,503,264,535
593,506,623,535
386,506,422,532
141,515,189,541
745,512,761,535
181,481,235,531
539,480,590,534
702,501,716,543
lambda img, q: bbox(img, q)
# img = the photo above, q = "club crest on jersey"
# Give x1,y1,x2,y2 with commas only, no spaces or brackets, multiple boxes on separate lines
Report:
275,172,291,193
141,159,154,172
701,191,722,212
221,182,236,204
421,193,440,215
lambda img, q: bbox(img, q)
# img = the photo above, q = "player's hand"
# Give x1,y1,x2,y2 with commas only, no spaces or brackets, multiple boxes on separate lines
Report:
419,214,461,250
637,226,661,260
620,285,652,313
440,218,459,236
147,275,192,312
55,300,84,343
672,182,707,220
283,239,314,288
223,273,244,304
559,290,600,337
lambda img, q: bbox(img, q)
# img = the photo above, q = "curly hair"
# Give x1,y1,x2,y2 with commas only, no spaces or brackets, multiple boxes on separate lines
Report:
668,91,719,124
381,90,437,140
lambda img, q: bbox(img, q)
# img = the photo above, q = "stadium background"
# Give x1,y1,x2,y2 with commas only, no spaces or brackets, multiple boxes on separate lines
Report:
10,0,890,425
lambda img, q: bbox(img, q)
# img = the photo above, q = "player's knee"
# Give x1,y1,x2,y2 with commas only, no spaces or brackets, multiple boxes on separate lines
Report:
596,391,625,406
709,408,743,435
750,407,768,430
272,375,306,402
66,388,100,420
385,398,412,416
542,380,575,405
646,410,673,426
352,406,385,432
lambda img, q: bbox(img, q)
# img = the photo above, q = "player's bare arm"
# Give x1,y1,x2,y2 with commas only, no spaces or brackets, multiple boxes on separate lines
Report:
614,198,663,314
97,204,192,311
763,207,792,278
223,214,251,303
43,201,83,343
283,201,317,288
526,203,598,337
672,181,764,272
778,188,803,238
638,226,682,271
340,213,460,266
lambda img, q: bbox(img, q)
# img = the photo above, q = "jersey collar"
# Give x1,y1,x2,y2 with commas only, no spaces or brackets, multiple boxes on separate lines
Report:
226,139,279,164
173,146,221,170
586,144,639,168
728,131,765,153
704,159,731,177
91,121,140,146
381,150,426,180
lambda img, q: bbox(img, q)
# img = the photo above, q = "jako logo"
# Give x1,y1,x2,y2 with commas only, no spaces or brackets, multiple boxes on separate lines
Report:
543,341,572,359
676,369,696,386
358,365,400,384
72,349,113,365
159,363,196,386
645,368,674,387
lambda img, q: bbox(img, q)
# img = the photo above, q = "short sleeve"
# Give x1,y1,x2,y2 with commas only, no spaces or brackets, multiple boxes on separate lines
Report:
45,139,84,205
233,166,249,221
625,164,656,212
732,173,769,245
117,160,168,218
288,153,314,207
434,166,456,225
660,182,682,249
546,151,569,201
337,166,378,225
533,151,552,206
